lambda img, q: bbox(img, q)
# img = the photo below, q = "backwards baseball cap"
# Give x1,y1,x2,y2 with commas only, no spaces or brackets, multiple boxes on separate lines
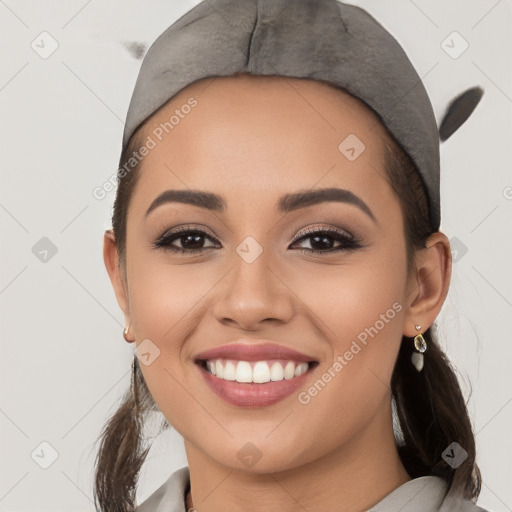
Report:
121,0,483,232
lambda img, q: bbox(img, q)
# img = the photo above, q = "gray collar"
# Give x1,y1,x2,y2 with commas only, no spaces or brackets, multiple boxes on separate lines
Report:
134,465,483,512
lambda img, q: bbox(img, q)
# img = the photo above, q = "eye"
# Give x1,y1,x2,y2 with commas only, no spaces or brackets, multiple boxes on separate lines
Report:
153,225,219,255
153,224,362,256
290,225,361,255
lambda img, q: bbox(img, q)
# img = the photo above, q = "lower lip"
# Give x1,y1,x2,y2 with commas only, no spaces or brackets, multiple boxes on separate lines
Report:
196,362,317,408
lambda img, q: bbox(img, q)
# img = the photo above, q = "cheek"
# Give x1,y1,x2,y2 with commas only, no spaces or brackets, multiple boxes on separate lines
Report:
125,253,212,417
291,245,407,353
290,247,407,422
127,252,210,342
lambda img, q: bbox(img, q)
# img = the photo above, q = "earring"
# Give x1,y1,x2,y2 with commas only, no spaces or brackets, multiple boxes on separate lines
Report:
123,325,134,343
411,324,427,372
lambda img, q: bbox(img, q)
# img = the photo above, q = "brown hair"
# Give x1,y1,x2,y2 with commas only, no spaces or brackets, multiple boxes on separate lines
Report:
93,81,481,512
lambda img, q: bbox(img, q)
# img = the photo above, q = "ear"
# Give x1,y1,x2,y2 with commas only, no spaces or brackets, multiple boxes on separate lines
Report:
402,232,452,337
103,229,131,326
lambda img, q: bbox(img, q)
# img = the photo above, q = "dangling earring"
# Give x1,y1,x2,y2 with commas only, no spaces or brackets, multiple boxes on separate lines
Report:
123,325,134,343
411,324,427,372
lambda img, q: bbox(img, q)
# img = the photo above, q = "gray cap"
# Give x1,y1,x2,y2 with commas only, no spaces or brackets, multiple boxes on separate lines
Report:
122,0,484,232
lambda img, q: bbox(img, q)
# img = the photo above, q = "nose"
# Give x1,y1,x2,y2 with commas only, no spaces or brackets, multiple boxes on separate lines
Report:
211,249,295,331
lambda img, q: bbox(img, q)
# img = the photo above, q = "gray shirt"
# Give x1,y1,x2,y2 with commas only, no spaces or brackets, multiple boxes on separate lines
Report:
135,466,491,512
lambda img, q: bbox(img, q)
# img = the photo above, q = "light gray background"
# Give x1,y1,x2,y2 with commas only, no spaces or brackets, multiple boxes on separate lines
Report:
1,1,511,511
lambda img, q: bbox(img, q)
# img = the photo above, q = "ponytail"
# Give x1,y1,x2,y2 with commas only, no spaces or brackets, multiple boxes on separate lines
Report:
93,357,161,512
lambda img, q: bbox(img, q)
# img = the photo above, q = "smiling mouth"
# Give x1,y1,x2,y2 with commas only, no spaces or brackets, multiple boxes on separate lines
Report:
195,358,319,384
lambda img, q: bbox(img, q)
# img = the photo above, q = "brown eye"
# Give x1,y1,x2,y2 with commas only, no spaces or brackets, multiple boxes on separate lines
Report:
290,227,361,255
153,225,362,257
154,226,219,254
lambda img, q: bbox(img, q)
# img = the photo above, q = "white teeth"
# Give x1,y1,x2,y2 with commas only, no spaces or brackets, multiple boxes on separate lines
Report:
215,360,223,378
284,361,296,379
253,361,271,383
235,361,253,382
207,360,216,376
203,359,311,383
223,361,237,381
269,362,283,381
295,363,307,377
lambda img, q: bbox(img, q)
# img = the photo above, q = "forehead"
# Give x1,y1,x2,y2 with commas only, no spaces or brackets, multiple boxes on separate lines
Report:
127,74,395,219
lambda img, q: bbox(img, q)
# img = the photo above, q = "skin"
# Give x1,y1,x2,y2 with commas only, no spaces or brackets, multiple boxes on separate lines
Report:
104,74,451,512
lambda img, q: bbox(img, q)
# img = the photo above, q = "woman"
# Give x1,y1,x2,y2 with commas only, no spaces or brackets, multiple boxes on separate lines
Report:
95,0,489,511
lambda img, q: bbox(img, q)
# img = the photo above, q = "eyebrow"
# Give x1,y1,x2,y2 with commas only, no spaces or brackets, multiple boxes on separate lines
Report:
145,187,377,223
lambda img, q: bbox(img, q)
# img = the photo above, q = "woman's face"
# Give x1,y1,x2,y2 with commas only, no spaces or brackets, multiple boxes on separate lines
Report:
115,74,417,472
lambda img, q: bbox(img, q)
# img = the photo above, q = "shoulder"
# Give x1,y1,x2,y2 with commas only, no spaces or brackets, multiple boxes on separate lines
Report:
369,475,493,512
435,477,493,512
441,498,492,511
133,468,493,512
135,466,190,512
440,490,493,512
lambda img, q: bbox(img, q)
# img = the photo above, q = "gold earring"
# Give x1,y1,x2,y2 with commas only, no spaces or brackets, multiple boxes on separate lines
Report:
411,324,427,372
123,325,134,343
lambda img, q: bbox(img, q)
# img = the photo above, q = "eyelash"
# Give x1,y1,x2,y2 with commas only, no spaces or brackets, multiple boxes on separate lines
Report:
153,224,362,256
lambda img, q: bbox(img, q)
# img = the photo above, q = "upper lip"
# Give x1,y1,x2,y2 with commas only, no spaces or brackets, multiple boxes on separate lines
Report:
194,340,318,363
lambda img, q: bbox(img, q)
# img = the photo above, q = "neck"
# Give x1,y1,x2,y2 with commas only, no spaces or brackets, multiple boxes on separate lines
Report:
183,398,410,512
